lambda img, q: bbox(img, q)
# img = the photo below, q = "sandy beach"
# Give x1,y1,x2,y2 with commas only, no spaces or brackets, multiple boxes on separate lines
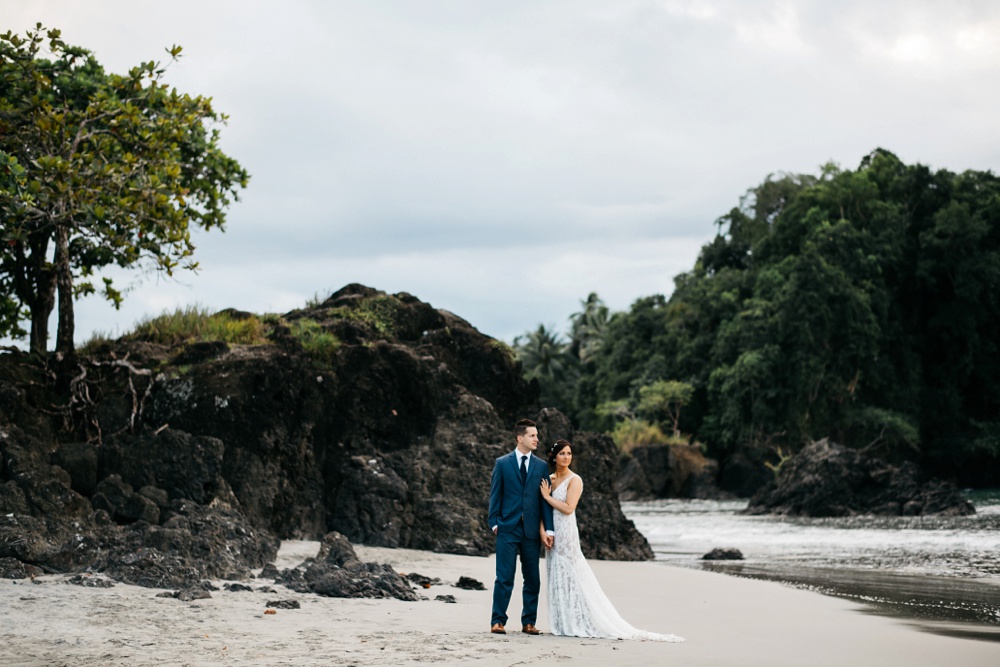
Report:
2,540,998,667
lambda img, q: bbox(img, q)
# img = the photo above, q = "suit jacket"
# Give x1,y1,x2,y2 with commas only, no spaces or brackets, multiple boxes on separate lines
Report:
488,450,555,536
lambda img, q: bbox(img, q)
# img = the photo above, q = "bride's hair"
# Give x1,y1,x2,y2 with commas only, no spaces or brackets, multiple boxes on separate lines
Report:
547,439,572,466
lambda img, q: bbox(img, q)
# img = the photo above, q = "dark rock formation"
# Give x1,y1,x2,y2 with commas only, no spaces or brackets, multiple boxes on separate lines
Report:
455,576,485,590
66,573,116,587
266,599,300,609
0,556,42,579
746,439,975,517
534,412,653,560
224,582,253,592
617,443,727,500
50,442,99,496
158,587,213,601
274,531,418,601
405,572,442,587
0,284,653,591
702,548,743,561
95,501,278,588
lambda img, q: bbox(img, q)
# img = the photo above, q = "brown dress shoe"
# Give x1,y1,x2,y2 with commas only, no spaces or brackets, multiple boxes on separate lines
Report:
521,624,541,635
491,623,506,634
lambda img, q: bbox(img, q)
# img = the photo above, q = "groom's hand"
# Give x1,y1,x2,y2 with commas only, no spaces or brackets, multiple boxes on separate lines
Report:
543,534,554,549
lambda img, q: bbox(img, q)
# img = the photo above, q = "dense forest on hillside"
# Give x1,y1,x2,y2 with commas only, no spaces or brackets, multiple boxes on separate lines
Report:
515,149,1000,488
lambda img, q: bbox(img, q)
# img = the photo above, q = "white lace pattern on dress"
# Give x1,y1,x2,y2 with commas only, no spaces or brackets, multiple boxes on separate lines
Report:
546,474,684,641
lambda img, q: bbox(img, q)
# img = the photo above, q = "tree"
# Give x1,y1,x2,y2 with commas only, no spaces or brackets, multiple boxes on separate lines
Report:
568,292,609,363
0,25,249,355
513,324,577,411
637,380,694,438
515,149,1000,485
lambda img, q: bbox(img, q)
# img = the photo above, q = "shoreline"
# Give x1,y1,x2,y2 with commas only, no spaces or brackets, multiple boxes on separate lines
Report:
623,494,1000,640
2,541,998,666
697,560,1000,635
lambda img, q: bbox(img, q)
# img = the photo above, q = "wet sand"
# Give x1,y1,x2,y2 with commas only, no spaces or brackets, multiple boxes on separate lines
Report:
2,540,998,666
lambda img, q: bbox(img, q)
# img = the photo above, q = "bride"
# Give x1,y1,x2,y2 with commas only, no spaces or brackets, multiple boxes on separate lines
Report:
540,439,684,642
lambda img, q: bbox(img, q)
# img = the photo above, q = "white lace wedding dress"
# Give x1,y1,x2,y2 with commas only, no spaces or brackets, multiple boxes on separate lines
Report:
546,474,684,641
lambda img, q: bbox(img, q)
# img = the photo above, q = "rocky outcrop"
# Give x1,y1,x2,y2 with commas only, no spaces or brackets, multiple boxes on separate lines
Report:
535,410,653,559
0,422,275,588
746,438,975,517
616,442,727,500
0,284,653,589
273,531,417,600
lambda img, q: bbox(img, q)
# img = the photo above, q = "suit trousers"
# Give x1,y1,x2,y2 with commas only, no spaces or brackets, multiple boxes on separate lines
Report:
492,519,542,627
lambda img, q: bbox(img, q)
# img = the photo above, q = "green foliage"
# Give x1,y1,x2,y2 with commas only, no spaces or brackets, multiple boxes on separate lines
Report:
969,421,1000,457
127,306,267,346
847,406,920,454
489,339,517,366
288,317,341,365
513,324,578,411
77,330,113,355
610,419,669,454
0,25,248,354
569,292,610,363
306,290,334,309
637,380,694,436
763,446,793,479
324,295,401,338
512,293,614,420
518,149,1000,482
595,399,634,421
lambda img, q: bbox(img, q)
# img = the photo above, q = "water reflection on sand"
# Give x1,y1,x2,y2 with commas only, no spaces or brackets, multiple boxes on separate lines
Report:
623,490,1000,641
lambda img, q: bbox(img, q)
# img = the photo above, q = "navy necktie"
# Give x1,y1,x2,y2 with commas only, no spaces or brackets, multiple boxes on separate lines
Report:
520,455,527,481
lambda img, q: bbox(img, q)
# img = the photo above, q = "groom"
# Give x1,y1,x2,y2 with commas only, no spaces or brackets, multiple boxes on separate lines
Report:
488,418,555,635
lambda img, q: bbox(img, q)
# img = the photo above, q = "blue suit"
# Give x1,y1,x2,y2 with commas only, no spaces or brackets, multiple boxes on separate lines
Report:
489,450,555,627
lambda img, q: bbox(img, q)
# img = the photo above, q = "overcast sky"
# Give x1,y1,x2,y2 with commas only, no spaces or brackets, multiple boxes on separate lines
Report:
6,1,1000,345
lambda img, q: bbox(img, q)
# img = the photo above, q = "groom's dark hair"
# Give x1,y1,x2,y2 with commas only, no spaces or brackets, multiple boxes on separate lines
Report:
514,418,536,437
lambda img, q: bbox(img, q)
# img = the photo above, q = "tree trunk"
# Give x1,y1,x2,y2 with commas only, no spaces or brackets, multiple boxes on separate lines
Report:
54,225,76,358
26,260,56,356
29,295,54,354
15,234,56,355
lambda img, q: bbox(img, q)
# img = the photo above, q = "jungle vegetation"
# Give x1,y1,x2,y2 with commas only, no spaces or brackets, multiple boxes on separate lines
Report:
515,150,1000,486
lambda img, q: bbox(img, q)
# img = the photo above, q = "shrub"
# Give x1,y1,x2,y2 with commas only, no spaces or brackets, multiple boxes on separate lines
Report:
78,331,114,355
325,295,401,338
289,318,340,364
127,306,267,345
610,419,669,454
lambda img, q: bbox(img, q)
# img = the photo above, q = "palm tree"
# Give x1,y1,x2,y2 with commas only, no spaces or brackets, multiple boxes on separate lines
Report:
569,293,610,363
513,324,578,409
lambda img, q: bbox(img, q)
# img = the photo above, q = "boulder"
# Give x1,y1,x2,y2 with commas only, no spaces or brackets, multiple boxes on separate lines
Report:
274,531,418,601
702,548,744,560
90,474,160,525
99,430,233,506
94,501,278,588
0,557,42,579
746,438,975,517
50,442,99,496
266,599,300,609
455,576,486,590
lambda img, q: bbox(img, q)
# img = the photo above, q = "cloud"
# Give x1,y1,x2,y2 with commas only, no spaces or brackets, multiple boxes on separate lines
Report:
3,1,1000,350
